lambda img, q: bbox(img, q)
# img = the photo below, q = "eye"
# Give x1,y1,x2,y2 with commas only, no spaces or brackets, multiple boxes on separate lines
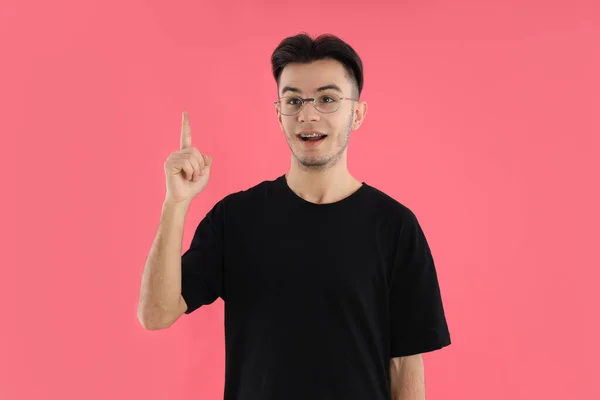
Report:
287,97,302,105
319,95,337,103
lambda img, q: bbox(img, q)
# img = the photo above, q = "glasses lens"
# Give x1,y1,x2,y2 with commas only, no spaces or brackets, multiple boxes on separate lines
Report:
279,97,303,115
315,93,341,113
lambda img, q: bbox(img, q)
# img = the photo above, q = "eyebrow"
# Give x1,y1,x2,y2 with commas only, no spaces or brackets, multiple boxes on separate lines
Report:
281,84,343,96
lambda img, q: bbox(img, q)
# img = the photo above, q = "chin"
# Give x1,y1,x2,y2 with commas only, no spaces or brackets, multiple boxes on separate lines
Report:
286,135,345,169
295,152,338,169
299,158,330,169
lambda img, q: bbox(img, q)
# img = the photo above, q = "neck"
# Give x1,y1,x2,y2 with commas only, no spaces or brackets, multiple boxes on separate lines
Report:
285,154,362,204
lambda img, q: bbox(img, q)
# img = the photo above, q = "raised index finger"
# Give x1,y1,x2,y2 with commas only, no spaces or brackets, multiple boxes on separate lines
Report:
180,111,192,149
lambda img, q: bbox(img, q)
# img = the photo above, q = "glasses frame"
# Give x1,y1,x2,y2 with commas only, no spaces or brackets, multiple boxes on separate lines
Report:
273,93,359,116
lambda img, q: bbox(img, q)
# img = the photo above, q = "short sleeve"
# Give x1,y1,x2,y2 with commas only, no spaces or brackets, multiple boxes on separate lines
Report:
181,201,225,314
389,211,451,357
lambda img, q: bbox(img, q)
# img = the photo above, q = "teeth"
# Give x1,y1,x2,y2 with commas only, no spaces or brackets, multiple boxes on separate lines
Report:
300,133,324,138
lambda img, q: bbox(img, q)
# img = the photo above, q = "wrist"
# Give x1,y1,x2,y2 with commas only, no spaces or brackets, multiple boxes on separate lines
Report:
162,197,191,215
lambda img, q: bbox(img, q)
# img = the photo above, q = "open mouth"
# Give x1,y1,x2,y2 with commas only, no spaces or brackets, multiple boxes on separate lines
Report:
298,132,327,142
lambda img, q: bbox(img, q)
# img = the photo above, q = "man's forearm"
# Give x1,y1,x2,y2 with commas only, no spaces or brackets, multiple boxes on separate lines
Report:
390,354,425,400
137,200,189,329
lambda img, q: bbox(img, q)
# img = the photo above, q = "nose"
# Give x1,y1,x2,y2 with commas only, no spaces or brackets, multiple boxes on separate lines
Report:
297,100,320,123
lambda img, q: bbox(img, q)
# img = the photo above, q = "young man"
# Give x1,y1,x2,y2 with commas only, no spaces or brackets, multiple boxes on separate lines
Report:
138,33,451,400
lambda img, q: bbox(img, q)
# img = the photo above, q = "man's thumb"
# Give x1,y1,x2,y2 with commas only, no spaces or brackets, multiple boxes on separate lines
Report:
203,154,213,168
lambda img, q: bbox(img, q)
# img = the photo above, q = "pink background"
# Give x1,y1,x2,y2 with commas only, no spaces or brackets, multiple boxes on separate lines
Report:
2,0,599,399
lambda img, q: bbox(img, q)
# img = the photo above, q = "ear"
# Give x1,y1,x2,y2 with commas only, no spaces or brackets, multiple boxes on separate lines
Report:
352,100,368,130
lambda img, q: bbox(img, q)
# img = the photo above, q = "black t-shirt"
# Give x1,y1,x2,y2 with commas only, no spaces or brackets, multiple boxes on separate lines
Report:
181,175,451,400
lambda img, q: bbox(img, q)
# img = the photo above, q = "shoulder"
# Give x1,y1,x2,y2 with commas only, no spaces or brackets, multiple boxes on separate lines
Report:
220,175,282,206
361,183,419,226
206,175,283,218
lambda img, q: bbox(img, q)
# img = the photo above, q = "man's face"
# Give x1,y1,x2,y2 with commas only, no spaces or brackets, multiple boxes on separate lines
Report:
276,59,367,169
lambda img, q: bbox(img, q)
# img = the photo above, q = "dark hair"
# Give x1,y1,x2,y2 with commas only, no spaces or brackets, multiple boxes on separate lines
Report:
271,33,364,98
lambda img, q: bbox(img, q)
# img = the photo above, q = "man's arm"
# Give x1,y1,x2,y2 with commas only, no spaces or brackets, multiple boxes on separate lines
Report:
137,112,212,330
390,354,425,400
137,200,190,330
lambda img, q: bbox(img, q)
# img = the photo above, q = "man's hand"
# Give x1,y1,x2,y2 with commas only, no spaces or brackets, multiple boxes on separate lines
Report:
164,112,213,205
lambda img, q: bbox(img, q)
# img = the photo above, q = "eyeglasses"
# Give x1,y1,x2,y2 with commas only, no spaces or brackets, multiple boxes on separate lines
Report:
273,93,358,116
